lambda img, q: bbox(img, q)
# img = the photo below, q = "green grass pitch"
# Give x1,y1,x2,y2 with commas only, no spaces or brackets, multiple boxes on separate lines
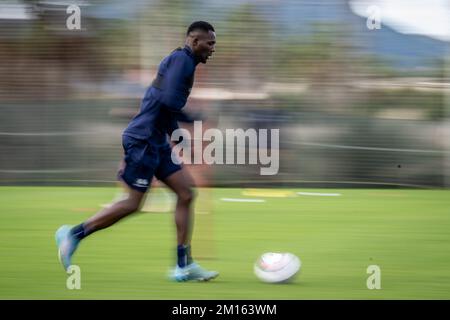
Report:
0,187,449,299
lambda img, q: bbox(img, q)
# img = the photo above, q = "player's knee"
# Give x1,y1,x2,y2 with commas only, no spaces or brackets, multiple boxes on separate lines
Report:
178,187,196,204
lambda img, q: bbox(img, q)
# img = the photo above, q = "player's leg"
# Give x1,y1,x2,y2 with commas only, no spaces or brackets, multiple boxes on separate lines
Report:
83,184,145,232
159,165,218,281
161,168,196,247
55,136,153,271
55,184,146,271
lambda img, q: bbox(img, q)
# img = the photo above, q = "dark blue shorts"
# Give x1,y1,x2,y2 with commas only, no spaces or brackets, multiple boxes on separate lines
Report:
118,135,182,193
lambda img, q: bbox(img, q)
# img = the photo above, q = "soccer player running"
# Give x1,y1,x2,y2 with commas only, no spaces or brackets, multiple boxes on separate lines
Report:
55,21,218,282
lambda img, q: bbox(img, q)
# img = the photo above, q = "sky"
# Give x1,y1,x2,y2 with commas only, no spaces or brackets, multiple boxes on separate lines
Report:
349,0,450,42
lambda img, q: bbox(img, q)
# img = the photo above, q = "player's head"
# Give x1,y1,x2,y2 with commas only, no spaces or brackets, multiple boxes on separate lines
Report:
186,21,216,64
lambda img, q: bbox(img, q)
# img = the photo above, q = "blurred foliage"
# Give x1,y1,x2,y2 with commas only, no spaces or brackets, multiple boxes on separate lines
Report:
0,0,447,187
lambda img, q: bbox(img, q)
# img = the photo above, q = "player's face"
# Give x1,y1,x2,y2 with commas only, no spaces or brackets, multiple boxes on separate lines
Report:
193,30,216,64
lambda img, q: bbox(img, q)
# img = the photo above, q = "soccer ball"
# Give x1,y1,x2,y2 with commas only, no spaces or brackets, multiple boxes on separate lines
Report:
254,252,301,283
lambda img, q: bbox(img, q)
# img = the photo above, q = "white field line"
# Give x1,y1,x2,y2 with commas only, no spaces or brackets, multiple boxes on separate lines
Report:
297,192,342,197
220,198,266,203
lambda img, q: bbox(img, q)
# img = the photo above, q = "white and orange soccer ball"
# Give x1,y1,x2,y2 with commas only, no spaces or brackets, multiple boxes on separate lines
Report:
254,252,301,283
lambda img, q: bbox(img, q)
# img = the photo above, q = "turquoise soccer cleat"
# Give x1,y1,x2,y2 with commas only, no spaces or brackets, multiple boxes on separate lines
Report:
169,262,219,282
185,262,219,281
55,225,79,271
170,265,190,282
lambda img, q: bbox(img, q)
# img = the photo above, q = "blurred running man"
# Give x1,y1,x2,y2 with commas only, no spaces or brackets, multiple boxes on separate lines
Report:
55,21,218,282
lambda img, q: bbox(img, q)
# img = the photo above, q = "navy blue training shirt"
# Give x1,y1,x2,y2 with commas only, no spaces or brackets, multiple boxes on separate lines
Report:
123,45,199,145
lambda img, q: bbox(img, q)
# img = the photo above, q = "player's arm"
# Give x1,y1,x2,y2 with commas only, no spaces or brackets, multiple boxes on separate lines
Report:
167,110,204,145
160,55,192,112
172,110,204,123
167,115,180,136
